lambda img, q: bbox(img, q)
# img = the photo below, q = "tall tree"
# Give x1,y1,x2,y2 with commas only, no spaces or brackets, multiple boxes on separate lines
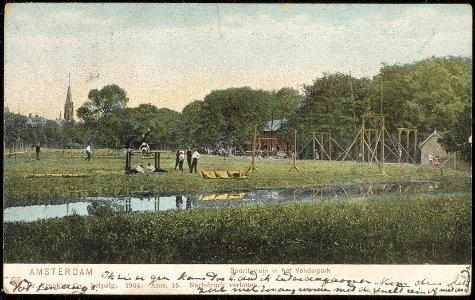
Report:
77,84,129,145
181,100,208,148
439,103,472,161
271,87,302,120
200,87,271,148
77,84,129,124
366,56,472,141
287,73,369,145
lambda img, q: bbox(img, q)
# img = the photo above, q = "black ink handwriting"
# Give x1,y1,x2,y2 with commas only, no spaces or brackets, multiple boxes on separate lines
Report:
229,271,258,281
36,282,88,293
197,286,227,294
415,278,441,286
149,274,170,285
11,278,33,293
377,277,409,288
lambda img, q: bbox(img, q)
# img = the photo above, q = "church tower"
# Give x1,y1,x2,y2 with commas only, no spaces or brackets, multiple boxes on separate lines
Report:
63,74,74,122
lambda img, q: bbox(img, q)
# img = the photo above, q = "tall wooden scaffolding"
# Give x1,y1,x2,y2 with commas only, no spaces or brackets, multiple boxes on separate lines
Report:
397,128,418,164
311,132,332,160
341,114,386,164
299,132,344,160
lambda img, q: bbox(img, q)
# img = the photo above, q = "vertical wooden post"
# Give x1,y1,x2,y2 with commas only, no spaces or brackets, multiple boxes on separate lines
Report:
454,151,457,170
289,129,299,171
125,151,130,173
247,125,258,172
156,152,161,170
319,132,324,161
381,116,385,165
312,132,316,160
414,129,418,163
368,130,372,162
398,128,402,163
406,130,410,164
361,117,365,162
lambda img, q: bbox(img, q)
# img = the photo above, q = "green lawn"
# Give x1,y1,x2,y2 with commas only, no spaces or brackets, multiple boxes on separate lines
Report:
3,149,472,264
3,149,471,207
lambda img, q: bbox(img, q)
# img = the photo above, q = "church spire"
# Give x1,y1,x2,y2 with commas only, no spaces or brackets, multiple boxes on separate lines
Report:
63,74,74,122
65,73,72,104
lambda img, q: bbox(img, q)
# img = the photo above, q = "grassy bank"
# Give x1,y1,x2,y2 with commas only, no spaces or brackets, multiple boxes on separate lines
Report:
3,151,471,207
3,194,471,264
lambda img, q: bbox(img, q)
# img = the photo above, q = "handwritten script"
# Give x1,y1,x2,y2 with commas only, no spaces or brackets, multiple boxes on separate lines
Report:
3,264,471,295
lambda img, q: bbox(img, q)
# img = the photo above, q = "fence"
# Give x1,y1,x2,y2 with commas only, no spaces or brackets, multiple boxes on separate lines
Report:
3,148,177,162
4,148,125,162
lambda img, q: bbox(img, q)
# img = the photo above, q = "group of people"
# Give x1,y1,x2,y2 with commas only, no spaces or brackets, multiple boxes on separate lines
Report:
175,147,201,173
132,162,156,173
65,142,202,174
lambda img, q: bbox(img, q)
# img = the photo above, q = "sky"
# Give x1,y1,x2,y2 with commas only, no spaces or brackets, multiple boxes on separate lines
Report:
3,3,472,120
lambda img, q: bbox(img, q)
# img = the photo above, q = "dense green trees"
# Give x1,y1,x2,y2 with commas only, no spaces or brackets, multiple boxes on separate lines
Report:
2,112,82,149
178,87,301,149
367,57,471,136
4,56,471,161
366,56,472,159
287,73,370,145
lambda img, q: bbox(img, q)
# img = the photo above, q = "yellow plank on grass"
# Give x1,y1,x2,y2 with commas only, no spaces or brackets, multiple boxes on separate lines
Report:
200,170,217,178
214,170,229,178
25,173,88,178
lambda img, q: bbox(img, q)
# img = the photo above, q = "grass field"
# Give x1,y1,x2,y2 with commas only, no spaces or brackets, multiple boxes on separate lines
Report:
3,149,472,264
3,149,471,206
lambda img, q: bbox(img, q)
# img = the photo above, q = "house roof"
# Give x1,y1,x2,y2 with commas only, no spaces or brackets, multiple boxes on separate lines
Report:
262,119,286,132
419,129,442,147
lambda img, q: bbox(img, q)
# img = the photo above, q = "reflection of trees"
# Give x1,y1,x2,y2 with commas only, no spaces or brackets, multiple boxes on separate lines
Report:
154,197,159,211
87,200,125,216
186,195,194,209
175,196,183,209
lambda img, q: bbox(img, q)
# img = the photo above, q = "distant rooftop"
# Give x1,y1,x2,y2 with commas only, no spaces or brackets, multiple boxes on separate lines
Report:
262,119,286,132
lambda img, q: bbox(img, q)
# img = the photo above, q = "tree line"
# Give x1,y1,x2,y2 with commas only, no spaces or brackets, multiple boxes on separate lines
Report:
4,56,472,161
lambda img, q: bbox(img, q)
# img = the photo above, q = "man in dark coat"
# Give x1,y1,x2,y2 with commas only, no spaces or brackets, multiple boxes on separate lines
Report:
35,144,40,160
186,147,192,172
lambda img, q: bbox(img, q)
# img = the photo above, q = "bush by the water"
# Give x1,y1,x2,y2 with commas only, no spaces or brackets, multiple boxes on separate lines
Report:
3,194,471,264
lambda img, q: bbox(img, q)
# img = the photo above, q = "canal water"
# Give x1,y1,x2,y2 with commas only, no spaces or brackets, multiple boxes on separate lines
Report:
3,181,466,223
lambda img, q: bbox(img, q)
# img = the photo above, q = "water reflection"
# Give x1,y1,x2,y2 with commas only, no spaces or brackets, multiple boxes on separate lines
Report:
176,196,183,210
3,180,464,223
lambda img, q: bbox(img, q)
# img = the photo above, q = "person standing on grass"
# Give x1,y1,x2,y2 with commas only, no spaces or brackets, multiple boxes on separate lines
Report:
174,149,180,170
35,144,41,160
178,150,185,172
85,144,92,161
186,147,192,171
190,148,201,173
